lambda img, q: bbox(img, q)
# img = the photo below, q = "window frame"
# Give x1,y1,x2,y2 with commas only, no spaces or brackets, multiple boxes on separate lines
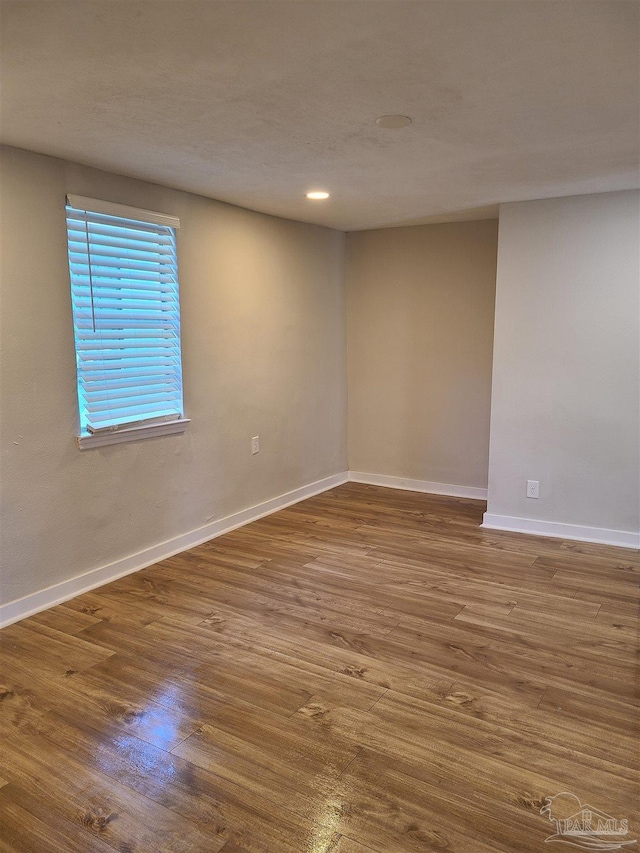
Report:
65,194,189,450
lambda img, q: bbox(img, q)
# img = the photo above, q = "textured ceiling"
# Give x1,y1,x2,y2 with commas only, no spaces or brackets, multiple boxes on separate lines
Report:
1,1,638,231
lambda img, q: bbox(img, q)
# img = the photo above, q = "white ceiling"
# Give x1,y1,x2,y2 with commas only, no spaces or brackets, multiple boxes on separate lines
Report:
1,1,638,231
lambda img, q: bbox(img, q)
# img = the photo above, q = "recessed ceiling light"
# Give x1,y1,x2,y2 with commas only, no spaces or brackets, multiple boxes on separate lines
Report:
376,115,412,129
306,191,330,200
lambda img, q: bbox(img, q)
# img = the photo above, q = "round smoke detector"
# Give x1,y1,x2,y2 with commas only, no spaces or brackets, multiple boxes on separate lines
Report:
375,115,412,129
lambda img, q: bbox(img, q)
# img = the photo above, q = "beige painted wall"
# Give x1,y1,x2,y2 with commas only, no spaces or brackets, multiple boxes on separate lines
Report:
0,146,347,605
486,191,640,534
346,221,498,488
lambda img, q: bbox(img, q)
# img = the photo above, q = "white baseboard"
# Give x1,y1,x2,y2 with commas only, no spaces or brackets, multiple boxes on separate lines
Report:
348,471,488,501
0,471,348,628
6,472,635,629
482,512,640,549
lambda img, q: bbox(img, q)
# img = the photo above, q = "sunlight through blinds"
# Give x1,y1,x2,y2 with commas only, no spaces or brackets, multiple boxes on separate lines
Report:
66,196,184,434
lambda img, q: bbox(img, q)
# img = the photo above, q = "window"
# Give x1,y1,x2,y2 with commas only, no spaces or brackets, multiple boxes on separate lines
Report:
66,195,188,449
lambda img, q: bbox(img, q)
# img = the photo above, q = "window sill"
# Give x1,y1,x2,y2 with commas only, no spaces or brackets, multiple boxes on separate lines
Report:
76,418,190,450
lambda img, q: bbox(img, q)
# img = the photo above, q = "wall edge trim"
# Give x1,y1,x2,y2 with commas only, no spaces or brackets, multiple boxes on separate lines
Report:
482,512,640,549
348,471,488,500
0,471,349,628
7,474,636,629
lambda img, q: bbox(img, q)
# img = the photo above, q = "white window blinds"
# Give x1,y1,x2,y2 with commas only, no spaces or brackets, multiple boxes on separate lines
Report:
66,195,184,435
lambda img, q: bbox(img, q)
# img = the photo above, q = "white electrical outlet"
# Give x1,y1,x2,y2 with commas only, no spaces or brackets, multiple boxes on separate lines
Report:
526,479,539,499
251,435,260,455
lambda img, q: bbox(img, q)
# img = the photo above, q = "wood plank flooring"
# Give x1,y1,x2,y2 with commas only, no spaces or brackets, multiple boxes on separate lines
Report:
1,482,638,852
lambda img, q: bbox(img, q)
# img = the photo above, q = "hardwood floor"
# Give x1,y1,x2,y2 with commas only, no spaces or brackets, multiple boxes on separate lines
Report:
1,482,638,852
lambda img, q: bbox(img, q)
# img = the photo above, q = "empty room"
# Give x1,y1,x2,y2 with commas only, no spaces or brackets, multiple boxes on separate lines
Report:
0,2,638,851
